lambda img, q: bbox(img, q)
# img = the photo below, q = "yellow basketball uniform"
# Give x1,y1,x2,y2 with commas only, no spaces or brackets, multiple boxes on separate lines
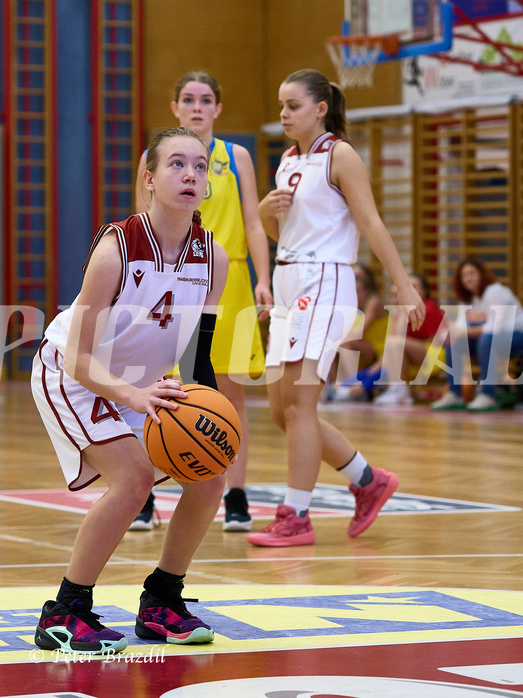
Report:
199,138,265,376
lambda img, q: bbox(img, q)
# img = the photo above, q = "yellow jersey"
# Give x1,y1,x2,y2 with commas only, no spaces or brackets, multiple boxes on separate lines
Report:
199,138,247,261
201,138,265,376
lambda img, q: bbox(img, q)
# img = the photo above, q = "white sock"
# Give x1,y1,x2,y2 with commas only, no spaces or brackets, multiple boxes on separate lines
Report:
337,451,370,486
283,487,313,516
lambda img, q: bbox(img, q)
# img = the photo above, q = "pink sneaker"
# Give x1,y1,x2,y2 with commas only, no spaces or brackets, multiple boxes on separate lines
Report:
246,504,315,547
348,467,398,538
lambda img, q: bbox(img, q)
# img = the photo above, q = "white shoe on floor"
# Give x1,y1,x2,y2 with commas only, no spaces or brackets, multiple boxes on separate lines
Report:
466,393,499,411
431,391,465,411
326,385,369,403
327,385,351,402
374,385,413,406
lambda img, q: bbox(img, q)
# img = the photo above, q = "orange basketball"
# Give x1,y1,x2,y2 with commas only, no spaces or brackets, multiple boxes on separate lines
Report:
143,384,241,483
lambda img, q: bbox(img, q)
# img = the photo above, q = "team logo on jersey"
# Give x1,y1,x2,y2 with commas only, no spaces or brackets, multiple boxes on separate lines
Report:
211,158,228,175
191,240,205,258
133,269,144,287
315,134,336,153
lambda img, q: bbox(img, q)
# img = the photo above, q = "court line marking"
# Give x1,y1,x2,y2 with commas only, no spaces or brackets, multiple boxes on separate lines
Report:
2,551,523,571
0,534,137,563
246,395,523,424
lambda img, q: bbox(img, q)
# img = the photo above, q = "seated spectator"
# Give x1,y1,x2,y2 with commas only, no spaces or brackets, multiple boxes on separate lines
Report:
431,257,523,412
333,274,446,405
327,263,388,400
374,274,447,405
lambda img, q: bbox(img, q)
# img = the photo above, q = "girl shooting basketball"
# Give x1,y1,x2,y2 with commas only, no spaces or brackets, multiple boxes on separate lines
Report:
247,69,426,547
31,127,229,654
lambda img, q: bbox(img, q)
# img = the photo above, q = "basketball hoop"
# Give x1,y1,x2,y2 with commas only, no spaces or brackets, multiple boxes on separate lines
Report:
326,33,400,88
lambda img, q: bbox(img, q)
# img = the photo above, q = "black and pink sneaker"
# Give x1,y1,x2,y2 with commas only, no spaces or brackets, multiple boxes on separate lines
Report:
135,588,214,645
35,599,127,654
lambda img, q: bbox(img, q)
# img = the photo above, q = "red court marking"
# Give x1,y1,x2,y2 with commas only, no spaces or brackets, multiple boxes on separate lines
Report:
0,488,353,523
1,638,523,697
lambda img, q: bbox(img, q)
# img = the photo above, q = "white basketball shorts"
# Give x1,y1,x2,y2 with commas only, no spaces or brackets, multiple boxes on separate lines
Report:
31,340,168,491
266,262,358,382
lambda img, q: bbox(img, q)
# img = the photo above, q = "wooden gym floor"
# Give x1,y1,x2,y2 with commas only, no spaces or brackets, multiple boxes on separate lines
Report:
1,380,523,697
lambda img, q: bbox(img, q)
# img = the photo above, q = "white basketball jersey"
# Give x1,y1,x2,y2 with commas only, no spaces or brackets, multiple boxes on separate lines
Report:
45,212,214,388
275,132,359,265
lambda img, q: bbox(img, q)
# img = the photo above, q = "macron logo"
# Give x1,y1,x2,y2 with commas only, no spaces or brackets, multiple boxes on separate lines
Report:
133,270,144,287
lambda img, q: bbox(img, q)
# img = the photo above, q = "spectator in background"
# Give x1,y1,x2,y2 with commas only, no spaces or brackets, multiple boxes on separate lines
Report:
431,257,523,412
373,274,447,405
333,274,447,405
327,263,389,401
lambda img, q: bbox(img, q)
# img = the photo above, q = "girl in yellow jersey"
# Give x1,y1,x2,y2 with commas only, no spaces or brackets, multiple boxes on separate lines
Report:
135,72,273,532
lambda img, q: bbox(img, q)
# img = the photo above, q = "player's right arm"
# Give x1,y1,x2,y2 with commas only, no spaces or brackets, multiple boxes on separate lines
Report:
63,231,184,423
258,150,294,242
258,188,294,242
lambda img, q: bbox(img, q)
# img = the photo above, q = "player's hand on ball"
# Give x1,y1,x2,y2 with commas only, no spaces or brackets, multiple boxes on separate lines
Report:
144,385,242,482
131,379,187,424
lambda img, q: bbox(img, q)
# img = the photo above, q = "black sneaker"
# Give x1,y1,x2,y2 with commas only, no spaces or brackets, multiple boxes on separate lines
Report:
129,492,160,531
35,599,127,654
223,487,252,531
135,587,214,645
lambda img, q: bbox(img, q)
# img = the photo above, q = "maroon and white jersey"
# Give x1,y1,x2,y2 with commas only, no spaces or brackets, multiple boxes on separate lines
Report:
275,132,359,265
45,212,214,387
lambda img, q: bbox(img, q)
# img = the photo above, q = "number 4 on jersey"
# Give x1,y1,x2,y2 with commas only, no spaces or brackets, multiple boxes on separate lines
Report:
148,291,174,328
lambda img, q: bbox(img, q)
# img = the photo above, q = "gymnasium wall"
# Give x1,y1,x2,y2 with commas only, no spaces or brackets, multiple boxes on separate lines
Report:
141,0,402,142
141,0,265,140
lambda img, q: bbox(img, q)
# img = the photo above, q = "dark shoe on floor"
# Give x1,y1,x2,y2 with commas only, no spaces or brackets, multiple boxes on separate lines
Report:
129,492,160,531
35,598,127,654
223,487,252,532
135,587,214,645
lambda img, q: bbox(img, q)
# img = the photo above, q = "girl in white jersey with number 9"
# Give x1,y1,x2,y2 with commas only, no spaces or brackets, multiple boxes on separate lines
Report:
247,69,426,547
31,127,229,654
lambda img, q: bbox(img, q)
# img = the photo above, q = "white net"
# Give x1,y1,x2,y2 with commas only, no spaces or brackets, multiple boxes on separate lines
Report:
326,39,382,88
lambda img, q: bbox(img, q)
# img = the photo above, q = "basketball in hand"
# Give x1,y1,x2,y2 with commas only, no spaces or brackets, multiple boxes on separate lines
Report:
144,384,241,482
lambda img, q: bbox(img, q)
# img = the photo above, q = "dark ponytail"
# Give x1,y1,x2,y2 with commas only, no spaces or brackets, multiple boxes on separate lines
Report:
327,82,347,140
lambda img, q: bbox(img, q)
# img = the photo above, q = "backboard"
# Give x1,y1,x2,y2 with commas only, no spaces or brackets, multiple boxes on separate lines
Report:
326,0,452,86
341,0,453,61
327,1,523,88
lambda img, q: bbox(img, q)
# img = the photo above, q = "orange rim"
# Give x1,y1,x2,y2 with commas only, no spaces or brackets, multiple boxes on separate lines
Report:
326,33,400,56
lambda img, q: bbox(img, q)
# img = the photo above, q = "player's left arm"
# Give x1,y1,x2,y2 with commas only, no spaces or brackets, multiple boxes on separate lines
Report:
180,241,229,390
331,141,426,331
234,144,273,320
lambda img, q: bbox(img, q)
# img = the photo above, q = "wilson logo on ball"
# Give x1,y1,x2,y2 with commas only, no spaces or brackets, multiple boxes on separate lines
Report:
194,414,237,462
